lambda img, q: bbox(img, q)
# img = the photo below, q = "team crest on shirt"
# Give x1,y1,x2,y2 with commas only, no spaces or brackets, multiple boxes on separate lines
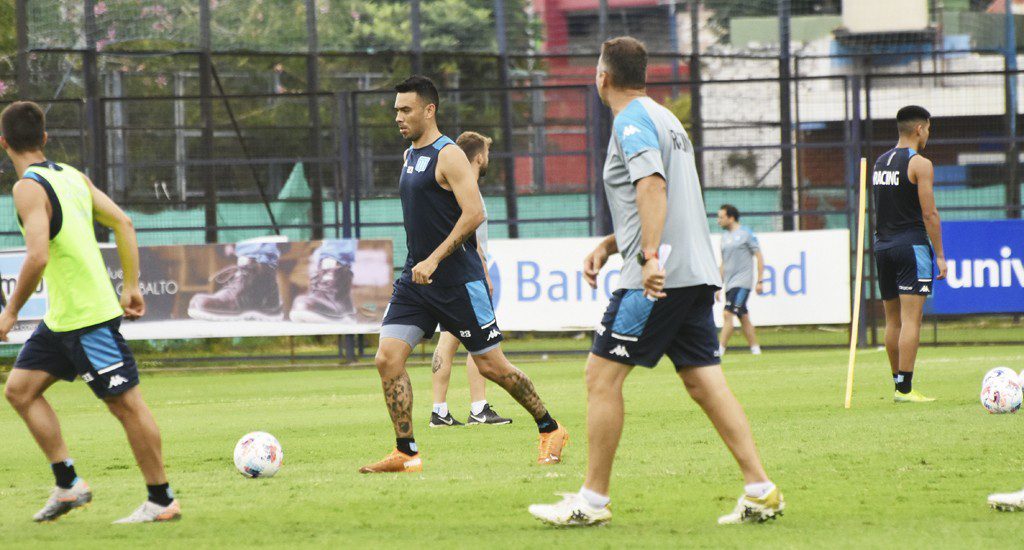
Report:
622,125,640,137
415,156,431,172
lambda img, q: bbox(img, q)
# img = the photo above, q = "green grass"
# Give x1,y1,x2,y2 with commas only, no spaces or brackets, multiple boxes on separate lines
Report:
2,344,1024,548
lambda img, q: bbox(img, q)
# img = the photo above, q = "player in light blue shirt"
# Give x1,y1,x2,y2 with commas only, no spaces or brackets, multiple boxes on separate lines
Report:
529,36,783,527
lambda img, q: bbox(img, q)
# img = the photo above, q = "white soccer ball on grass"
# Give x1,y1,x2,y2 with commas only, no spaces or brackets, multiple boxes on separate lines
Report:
980,377,1023,414
234,431,283,478
982,367,1017,387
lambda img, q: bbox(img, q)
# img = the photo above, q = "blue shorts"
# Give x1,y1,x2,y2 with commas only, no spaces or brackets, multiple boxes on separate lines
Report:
14,316,139,399
875,244,933,301
591,285,721,369
724,287,751,316
381,278,503,354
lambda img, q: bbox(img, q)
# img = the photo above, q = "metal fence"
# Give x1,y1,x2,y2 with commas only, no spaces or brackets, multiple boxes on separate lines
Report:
1,1,1022,352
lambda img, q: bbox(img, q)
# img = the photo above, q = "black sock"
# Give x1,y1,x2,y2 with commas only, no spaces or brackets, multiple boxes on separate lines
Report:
146,483,174,507
51,459,77,489
896,371,914,394
892,373,899,388
396,438,418,456
536,412,557,434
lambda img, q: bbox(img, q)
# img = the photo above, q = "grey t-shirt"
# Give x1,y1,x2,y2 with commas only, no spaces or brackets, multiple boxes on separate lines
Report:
602,97,721,290
721,226,760,291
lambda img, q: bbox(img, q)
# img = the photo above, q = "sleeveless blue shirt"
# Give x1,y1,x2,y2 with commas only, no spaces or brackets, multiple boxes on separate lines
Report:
872,147,929,251
399,135,485,286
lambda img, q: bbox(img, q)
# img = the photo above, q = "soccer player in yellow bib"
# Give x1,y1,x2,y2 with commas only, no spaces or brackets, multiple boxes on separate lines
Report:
0,101,180,524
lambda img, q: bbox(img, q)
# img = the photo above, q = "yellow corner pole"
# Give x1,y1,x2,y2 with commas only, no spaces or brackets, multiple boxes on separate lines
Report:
845,158,868,409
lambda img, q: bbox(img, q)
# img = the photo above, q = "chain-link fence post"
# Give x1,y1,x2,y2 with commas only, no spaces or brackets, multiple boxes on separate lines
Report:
689,1,705,187
779,0,795,231
495,0,519,238
1005,1,1020,219
307,0,324,239
15,0,28,96
337,92,354,239
411,0,423,75
199,0,217,243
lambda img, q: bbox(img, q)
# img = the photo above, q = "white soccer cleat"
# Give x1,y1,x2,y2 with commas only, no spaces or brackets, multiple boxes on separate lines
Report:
528,493,612,527
33,479,93,522
989,488,1024,511
113,500,181,524
718,487,785,524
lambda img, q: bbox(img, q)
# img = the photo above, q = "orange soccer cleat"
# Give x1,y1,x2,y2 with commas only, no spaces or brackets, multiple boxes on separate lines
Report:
537,423,569,465
358,449,423,474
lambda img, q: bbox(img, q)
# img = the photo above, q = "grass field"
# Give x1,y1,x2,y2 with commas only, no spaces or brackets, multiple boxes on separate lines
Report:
2,344,1024,548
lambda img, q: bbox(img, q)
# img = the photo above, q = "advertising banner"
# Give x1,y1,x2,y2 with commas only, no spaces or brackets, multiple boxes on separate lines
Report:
0,229,854,342
931,220,1024,315
486,229,851,331
1,238,393,343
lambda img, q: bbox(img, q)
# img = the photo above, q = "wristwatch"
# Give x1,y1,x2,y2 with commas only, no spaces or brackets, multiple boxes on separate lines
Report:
636,249,658,266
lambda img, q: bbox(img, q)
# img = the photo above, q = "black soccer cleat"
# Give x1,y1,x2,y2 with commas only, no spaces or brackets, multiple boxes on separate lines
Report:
467,404,512,425
429,412,464,427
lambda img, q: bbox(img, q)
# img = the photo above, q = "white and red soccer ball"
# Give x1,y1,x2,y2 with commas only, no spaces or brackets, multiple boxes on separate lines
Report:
234,432,283,478
980,368,1023,414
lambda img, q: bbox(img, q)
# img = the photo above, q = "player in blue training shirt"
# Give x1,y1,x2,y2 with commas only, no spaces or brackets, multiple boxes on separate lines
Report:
359,76,568,474
872,105,947,403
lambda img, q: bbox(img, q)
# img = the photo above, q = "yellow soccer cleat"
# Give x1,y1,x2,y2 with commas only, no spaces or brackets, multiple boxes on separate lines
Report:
894,389,936,403
718,487,785,525
358,449,423,474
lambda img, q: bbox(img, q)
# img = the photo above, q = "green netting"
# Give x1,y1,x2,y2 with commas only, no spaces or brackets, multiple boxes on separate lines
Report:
703,188,780,232
25,0,536,54
936,185,1009,220
0,187,1013,264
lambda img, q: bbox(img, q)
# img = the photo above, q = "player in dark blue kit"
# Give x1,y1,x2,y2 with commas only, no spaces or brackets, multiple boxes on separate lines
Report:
359,76,568,473
872,105,947,403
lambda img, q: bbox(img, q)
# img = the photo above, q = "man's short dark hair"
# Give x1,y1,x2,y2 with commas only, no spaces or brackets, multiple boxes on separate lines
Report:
720,204,740,221
600,36,648,90
896,105,930,134
395,75,440,112
1,101,46,153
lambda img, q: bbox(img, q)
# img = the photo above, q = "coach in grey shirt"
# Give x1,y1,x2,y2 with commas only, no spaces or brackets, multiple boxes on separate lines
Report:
529,35,783,527
716,204,764,356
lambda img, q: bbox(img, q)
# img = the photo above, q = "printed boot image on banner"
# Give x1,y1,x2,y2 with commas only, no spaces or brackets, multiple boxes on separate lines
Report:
290,239,357,323
187,242,284,322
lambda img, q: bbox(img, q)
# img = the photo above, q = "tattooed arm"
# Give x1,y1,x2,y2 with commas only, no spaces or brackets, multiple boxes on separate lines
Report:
409,145,486,284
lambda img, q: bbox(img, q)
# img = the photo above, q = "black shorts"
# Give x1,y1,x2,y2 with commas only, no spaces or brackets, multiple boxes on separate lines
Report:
14,316,139,399
591,285,721,369
724,287,751,316
381,278,503,354
875,244,934,301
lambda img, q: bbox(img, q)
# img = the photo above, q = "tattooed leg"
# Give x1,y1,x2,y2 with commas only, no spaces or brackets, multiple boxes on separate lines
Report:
382,371,413,437
376,338,416,438
431,332,460,405
473,347,547,419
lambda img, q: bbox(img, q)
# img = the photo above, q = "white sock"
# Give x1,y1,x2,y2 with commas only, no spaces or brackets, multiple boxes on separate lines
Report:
432,402,448,417
744,481,775,499
470,400,488,416
718,344,726,356
750,345,762,355
579,486,610,509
